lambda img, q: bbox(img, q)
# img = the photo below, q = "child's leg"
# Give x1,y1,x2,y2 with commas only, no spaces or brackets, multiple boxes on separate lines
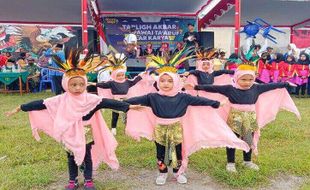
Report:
83,142,93,180
155,142,168,173
226,147,236,163
172,143,182,173
67,152,79,181
111,111,119,129
301,83,307,96
172,143,187,184
295,85,301,95
243,149,252,162
307,77,310,95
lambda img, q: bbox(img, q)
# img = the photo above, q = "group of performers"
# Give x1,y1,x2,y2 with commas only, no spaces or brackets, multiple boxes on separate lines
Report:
6,46,300,190
256,52,309,97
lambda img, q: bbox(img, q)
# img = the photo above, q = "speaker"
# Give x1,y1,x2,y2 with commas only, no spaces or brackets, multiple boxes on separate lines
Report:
198,31,214,48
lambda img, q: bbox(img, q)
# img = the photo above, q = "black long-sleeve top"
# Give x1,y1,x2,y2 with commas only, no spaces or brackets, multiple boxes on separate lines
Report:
189,70,234,85
195,83,289,104
96,76,142,95
125,93,220,118
20,98,130,121
183,31,200,46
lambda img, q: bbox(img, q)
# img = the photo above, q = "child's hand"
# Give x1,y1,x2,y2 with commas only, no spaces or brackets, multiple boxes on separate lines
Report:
220,99,227,107
182,72,190,77
87,82,96,86
183,83,194,90
5,106,21,117
129,104,145,111
287,81,297,87
138,71,147,76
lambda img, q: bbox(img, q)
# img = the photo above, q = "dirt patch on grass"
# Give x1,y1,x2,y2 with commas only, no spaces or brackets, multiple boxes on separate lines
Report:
48,168,306,190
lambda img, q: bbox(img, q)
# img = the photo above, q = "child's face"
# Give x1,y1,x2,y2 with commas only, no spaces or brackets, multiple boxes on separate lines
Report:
300,54,306,61
116,72,126,81
159,74,174,92
287,57,293,62
237,74,255,89
68,77,86,95
202,60,211,71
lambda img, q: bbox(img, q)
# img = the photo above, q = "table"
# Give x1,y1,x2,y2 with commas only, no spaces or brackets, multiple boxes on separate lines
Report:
0,71,29,95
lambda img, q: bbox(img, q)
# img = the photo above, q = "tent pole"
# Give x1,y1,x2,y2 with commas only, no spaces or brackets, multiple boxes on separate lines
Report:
234,0,240,54
290,26,293,44
82,0,89,53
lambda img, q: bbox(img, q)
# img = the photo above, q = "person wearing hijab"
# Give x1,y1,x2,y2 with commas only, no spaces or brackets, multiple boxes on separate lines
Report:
257,52,272,83
183,48,234,85
294,52,309,97
93,53,147,136
270,53,286,83
285,43,300,61
125,51,250,185
185,60,300,173
6,48,142,190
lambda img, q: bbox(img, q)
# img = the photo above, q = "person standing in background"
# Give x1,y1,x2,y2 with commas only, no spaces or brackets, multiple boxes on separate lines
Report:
45,43,65,95
183,23,200,47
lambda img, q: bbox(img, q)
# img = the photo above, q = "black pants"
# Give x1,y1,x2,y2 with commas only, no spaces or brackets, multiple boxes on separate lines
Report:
155,142,182,173
111,111,119,129
295,83,307,95
52,75,64,95
308,77,310,95
226,133,252,163
67,142,93,181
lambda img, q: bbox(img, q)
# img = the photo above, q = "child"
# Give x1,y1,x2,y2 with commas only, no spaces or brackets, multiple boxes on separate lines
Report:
294,52,309,97
6,49,142,190
94,52,150,135
125,53,250,185
270,53,286,83
257,52,272,83
184,48,234,85
225,53,242,71
283,55,296,83
185,61,300,172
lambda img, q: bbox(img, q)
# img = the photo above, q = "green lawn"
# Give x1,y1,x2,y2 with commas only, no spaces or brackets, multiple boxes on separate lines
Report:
0,92,309,189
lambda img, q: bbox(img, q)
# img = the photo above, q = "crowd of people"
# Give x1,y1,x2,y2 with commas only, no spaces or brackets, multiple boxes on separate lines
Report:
0,43,65,92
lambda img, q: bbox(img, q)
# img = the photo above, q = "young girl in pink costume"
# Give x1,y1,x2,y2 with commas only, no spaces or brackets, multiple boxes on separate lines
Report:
125,54,250,185
94,52,152,135
6,49,142,190
185,61,300,173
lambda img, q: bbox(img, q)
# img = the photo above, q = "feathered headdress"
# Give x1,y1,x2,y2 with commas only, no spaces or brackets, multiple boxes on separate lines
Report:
146,46,195,74
238,51,257,71
196,48,218,60
51,47,107,77
102,51,127,71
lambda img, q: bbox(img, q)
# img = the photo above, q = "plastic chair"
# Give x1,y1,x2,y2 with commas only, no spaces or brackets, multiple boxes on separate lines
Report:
39,68,55,92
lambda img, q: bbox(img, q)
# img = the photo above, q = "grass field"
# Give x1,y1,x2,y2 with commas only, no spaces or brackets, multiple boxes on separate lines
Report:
0,92,309,189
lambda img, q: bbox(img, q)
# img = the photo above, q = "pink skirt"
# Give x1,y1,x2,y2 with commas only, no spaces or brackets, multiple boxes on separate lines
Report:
258,69,270,83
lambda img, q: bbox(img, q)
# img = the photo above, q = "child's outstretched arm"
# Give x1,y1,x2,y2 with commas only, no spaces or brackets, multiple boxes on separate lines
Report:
83,98,144,120
184,83,231,96
125,95,150,107
96,81,112,89
128,72,145,87
256,82,295,95
184,94,221,108
6,100,46,117
213,70,234,76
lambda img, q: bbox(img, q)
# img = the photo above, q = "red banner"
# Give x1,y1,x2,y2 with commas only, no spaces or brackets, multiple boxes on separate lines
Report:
292,29,310,48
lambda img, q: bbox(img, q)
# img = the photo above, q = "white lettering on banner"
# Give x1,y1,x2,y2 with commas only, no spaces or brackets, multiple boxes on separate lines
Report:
136,30,154,35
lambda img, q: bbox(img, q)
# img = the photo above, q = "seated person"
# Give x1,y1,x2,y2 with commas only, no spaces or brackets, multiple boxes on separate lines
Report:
25,57,40,92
